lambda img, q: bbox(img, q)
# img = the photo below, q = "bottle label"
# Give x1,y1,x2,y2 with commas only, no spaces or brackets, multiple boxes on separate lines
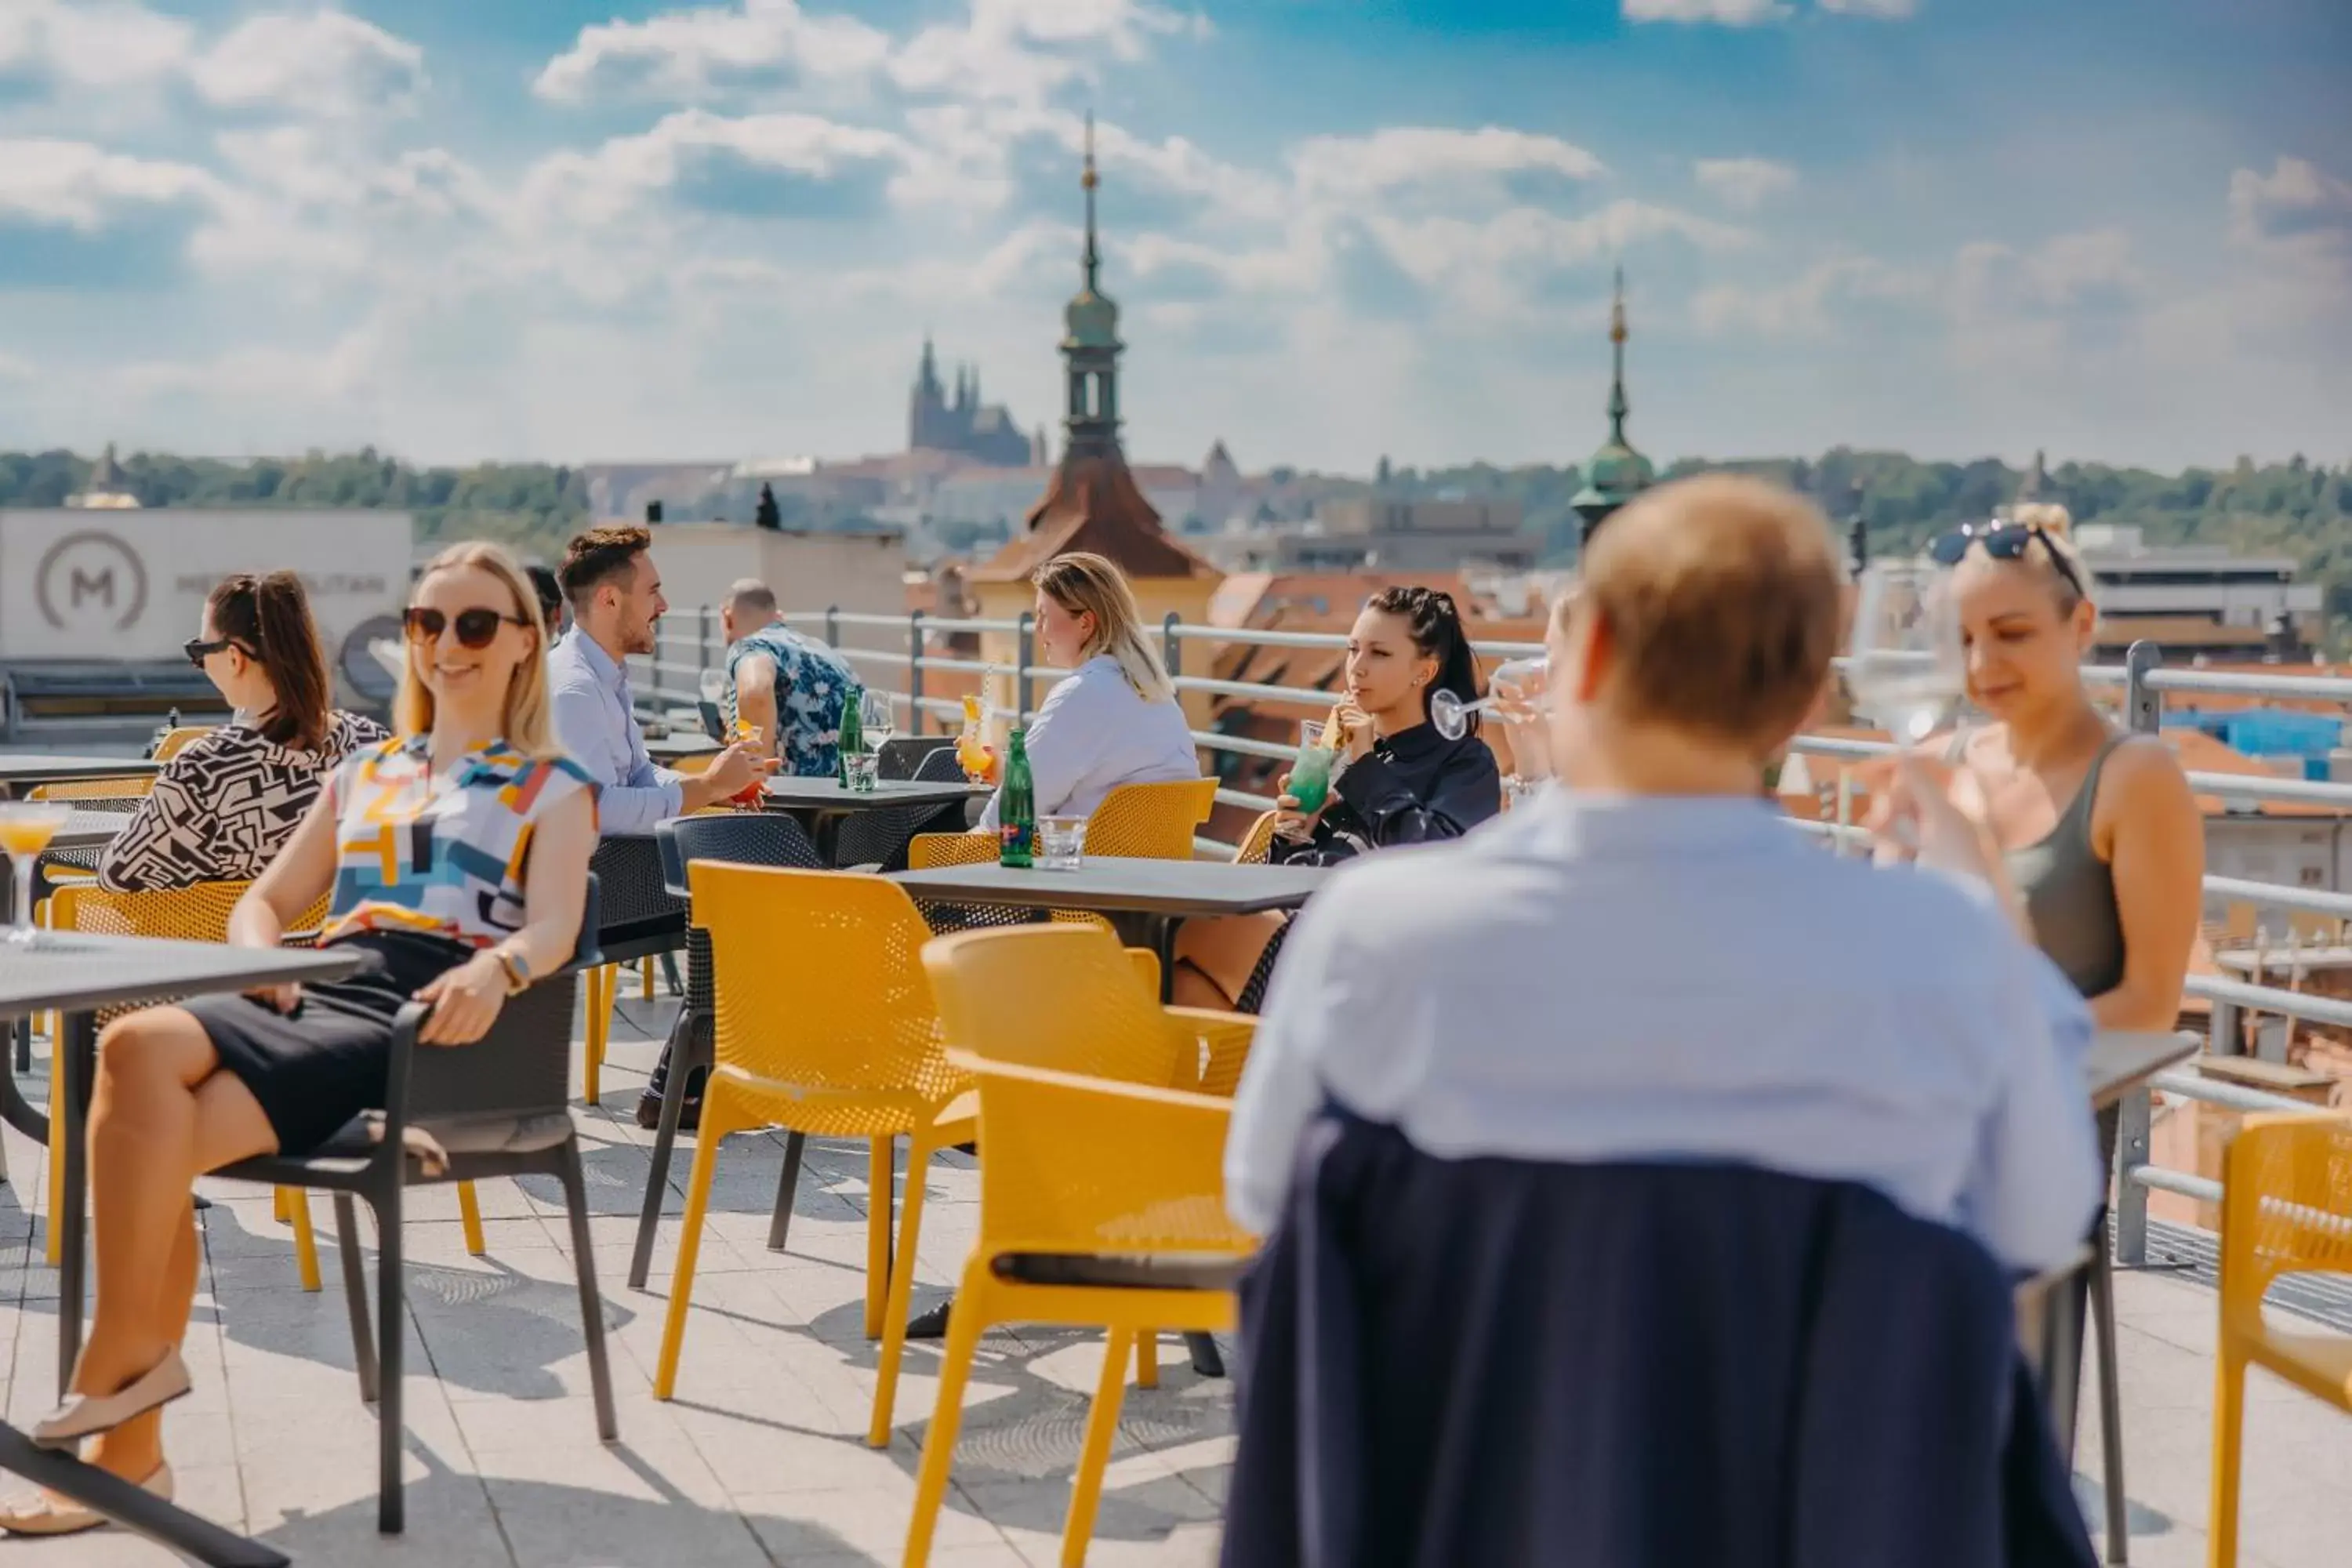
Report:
999,821,1036,864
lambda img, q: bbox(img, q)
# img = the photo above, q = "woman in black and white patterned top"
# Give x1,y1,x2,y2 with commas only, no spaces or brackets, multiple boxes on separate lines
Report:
98,573,386,894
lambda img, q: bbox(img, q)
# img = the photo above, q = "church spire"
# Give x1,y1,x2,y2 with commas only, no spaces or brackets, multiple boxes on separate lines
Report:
1570,265,1654,547
1081,111,1102,296
1606,265,1631,444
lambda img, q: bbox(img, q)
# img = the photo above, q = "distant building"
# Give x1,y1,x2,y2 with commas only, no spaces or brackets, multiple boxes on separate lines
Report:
66,443,140,510
2072,522,2321,662
1213,495,1541,574
1570,269,1654,544
907,340,1041,468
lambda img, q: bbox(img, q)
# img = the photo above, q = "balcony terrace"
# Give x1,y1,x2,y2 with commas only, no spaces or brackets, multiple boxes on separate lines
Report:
0,605,2345,1566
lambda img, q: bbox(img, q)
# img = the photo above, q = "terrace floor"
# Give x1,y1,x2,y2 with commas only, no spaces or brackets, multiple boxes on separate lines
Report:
0,989,2345,1567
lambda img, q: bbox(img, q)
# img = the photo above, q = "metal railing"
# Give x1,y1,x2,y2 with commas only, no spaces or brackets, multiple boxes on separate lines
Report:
630,608,2352,1269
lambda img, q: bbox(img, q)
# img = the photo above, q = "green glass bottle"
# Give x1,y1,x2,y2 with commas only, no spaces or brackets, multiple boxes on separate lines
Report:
836,681,864,787
998,728,1036,868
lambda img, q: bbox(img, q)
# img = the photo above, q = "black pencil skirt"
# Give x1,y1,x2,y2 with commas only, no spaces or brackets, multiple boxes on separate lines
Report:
183,931,471,1156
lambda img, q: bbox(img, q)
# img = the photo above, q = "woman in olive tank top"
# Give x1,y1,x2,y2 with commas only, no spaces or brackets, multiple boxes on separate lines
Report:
1930,505,2203,1029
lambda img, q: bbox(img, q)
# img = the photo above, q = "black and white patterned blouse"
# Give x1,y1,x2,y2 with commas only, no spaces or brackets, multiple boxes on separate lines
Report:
96,710,389,893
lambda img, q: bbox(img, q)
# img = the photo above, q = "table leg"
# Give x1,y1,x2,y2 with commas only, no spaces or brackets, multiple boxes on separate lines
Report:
814,812,842,867
1140,913,1229,1381
57,1011,93,1399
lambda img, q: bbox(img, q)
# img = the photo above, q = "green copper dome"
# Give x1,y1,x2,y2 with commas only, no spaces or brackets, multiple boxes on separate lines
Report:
1064,285,1119,351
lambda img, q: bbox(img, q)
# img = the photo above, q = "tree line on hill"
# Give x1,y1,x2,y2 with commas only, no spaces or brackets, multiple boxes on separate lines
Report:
5,445,2350,628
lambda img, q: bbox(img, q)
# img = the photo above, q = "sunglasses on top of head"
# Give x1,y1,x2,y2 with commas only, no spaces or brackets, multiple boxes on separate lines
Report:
1926,519,2088,603
403,607,531,650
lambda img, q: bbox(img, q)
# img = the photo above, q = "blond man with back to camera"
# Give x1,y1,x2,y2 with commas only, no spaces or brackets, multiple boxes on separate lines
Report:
1225,475,2103,1280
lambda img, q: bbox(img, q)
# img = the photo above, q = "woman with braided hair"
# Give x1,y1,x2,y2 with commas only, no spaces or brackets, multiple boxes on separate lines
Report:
1171,585,1502,1012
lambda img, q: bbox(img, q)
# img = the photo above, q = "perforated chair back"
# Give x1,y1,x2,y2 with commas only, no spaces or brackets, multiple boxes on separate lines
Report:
1233,811,1280,865
834,742,971,869
1083,778,1217,859
659,811,824,895
880,736,958,780
404,875,602,1125
587,835,685,931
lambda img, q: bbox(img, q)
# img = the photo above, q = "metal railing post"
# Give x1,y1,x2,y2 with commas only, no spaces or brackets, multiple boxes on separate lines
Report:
1016,612,1036,721
825,604,840,649
2112,1087,2152,1266
908,610,927,736
700,607,716,679
1163,612,1181,683
2210,996,2241,1058
2123,640,2161,735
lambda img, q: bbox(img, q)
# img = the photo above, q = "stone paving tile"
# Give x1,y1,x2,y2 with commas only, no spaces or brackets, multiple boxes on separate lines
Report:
0,1004,2347,1566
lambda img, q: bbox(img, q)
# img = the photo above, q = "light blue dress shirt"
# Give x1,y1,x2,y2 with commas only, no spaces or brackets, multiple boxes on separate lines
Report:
1225,789,2103,1275
546,630,682,837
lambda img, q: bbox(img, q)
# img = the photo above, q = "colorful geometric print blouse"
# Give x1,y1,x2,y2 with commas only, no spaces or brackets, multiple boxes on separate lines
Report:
320,736,600,949
721,622,855,779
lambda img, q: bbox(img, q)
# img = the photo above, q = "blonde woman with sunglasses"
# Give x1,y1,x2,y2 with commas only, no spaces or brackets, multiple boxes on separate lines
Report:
3,543,597,1536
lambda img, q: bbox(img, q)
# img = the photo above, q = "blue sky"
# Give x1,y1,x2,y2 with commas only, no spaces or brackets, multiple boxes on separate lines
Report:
0,0,2344,474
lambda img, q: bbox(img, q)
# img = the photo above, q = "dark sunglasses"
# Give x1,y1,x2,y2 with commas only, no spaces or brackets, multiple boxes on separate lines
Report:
404,606,530,649
1927,520,2088,603
183,637,234,667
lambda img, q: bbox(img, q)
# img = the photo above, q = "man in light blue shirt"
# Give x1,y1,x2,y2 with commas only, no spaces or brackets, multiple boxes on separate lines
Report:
1227,477,2101,1276
548,526,762,835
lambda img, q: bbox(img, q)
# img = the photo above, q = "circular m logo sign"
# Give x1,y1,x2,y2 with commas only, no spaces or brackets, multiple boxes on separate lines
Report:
35,531,148,633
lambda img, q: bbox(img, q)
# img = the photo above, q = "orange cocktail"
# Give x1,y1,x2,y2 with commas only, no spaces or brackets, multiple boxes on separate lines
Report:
0,802,72,945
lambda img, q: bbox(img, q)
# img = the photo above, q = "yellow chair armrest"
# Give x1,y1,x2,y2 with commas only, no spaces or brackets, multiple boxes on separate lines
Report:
1163,1006,1257,1096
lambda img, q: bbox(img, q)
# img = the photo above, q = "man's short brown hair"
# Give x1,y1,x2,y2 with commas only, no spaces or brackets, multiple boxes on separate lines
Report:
559,526,652,605
1570,475,1842,753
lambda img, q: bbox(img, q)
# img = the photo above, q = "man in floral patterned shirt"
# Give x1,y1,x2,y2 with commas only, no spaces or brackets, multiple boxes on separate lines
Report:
720,579,855,777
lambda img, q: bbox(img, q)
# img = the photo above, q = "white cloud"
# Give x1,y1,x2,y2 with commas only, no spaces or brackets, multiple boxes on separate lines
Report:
1622,0,1790,24
0,136,220,230
1623,0,1914,20
1693,156,1795,211
519,108,908,228
532,0,890,104
536,0,1205,109
188,11,426,118
1291,125,1606,198
1691,253,1929,336
0,0,191,92
2228,156,2352,257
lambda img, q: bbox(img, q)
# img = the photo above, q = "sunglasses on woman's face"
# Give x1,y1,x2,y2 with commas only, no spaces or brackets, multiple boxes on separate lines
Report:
182,637,234,668
1926,520,2089,604
403,606,529,650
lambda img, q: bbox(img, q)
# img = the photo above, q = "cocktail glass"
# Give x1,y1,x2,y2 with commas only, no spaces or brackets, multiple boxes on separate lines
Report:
1288,720,1336,815
0,803,74,946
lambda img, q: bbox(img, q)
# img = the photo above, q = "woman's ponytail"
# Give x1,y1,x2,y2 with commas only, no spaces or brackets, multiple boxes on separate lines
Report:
210,571,332,751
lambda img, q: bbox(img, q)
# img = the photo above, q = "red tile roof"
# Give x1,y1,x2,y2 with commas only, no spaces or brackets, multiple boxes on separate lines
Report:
967,453,1220,583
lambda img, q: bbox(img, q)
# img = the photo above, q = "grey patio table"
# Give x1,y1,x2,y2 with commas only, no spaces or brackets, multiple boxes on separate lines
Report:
889,858,1329,979
0,932,358,1568
0,810,130,1079
764,776,990,865
0,755,158,800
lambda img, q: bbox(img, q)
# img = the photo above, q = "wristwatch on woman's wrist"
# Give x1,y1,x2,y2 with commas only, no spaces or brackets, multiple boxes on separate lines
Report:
493,946,534,996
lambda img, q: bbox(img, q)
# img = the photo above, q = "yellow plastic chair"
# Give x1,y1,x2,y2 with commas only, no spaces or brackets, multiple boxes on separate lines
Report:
898,1051,1254,1568
867,923,1247,1446
46,882,488,1284
653,862,971,1400
1233,809,1279,866
2208,1112,2352,1567
152,726,215,761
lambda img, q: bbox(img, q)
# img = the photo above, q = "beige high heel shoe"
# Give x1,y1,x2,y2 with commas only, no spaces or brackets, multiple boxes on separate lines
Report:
0,1465,173,1537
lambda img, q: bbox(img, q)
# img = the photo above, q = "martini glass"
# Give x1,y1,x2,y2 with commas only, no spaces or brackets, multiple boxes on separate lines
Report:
1430,656,1550,742
0,803,74,946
